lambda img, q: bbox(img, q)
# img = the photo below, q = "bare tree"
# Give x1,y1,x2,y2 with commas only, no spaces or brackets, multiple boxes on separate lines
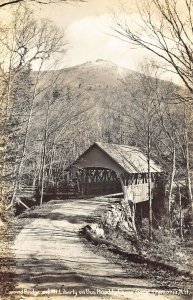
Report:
0,0,84,8
115,0,193,95
0,5,65,209
25,79,94,205
114,0,193,235
155,96,177,228
123,63,162,238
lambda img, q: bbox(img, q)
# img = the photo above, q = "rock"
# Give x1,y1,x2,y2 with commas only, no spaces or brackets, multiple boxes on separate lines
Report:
90,223,105,238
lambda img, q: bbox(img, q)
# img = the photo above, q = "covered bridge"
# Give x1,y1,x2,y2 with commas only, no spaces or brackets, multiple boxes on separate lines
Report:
68,142,165,220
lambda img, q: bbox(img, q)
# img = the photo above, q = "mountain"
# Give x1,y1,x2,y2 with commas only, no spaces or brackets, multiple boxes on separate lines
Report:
11,59,183,187
38,59,137,95
59,59,134,87
28,60,141,167
32,59,177,150
38,59,139,119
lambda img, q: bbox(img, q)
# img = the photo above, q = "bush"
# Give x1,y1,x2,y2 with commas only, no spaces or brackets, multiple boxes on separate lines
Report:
139,217,184,264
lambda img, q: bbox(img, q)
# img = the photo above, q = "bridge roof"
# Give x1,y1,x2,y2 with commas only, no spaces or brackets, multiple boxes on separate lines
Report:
71,142,162,175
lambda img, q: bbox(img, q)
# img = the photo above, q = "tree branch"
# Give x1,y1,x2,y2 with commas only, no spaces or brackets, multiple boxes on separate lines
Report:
0,0,85,8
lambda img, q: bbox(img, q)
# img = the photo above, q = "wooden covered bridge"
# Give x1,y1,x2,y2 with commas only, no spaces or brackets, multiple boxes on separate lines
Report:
68,142,166,220
16,142,166,220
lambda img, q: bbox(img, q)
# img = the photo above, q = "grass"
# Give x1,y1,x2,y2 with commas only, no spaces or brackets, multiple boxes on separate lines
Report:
0,223,16,296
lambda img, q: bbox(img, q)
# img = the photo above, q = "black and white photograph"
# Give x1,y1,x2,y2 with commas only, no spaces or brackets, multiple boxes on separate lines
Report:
0,0,193,299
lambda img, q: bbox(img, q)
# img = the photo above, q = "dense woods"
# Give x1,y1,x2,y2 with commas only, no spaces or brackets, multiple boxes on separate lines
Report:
114,0,193,237
0,1,192,297
0,1,192,242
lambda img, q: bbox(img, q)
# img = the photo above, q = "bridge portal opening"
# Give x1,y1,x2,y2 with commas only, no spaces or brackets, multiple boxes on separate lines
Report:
72,167,122,196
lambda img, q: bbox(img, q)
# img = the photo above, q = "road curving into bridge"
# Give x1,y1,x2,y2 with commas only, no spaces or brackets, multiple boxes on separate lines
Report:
12,197,191,300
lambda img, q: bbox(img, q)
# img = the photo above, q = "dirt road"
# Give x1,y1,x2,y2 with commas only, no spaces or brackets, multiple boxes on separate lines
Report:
11,198,191,300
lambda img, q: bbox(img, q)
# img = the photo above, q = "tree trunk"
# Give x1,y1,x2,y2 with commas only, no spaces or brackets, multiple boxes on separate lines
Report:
168,145,176,229
184,109,193,235
39,143,46,206
39,102,50,205
147,122,152,240
178,183,183,241
185,137,193,224
10,67,42,207
47,143,55,184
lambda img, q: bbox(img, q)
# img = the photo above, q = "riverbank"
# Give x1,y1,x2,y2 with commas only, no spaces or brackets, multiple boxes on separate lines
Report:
82,198,193,293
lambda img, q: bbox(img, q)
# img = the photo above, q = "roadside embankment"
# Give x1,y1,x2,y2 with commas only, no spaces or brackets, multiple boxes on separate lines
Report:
81,198,193,292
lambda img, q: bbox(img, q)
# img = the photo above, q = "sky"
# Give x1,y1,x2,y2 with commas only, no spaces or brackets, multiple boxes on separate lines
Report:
32,0,154,71
0,0,178,82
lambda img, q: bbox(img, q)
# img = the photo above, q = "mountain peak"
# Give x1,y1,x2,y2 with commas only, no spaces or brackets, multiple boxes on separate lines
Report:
81,59,127,69
58,59,135,87
76,59,134,78
79,59,117,67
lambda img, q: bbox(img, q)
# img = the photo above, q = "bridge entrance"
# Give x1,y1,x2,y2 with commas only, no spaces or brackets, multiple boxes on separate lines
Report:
71,167,122,196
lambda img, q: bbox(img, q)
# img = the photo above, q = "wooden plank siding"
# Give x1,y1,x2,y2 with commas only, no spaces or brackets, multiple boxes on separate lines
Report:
68,142,165,214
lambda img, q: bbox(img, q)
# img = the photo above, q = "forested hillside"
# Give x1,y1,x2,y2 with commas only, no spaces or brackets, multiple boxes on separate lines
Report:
0,5,192,238
0,2,193,298
4,58,191,217
6,60,183,184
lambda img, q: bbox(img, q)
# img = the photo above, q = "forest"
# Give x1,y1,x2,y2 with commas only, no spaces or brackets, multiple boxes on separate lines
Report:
0,0,192,256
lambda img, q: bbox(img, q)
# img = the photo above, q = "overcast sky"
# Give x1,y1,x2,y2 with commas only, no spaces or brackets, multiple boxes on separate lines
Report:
0,0,178,82
32,0,154,71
